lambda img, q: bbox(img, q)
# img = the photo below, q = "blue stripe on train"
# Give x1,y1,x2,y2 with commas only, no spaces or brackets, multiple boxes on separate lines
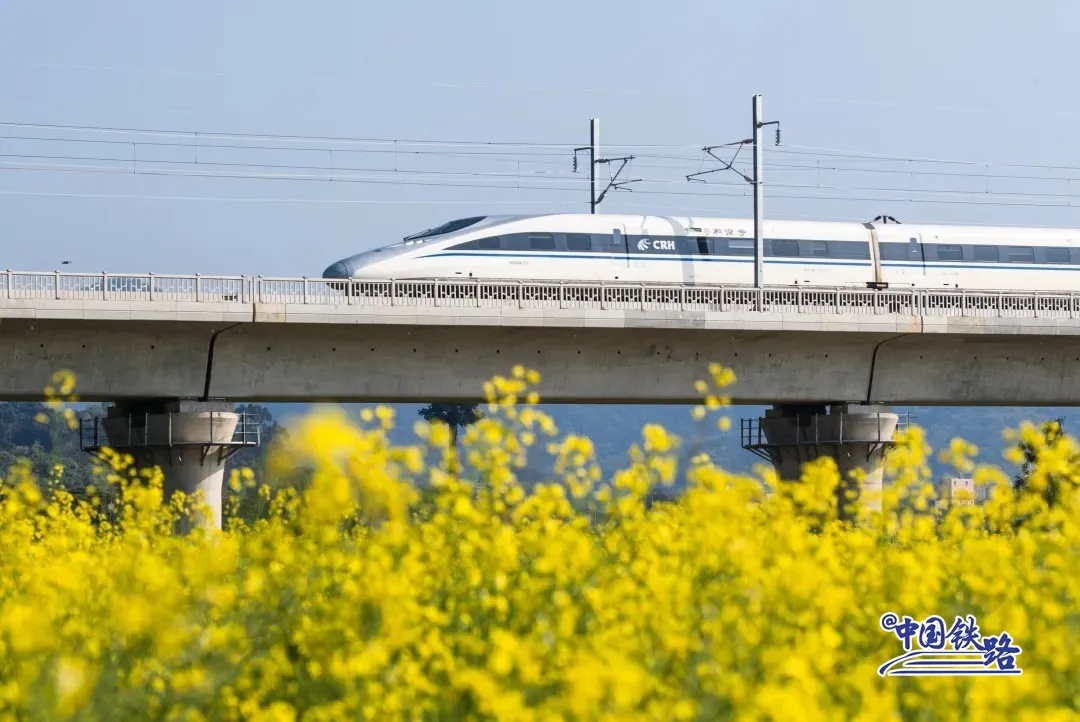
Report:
424,251,868,266
423,251,1080,271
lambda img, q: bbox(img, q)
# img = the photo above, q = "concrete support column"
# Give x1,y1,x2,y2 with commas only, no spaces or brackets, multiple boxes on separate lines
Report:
743,402,901,517
84,399,257,532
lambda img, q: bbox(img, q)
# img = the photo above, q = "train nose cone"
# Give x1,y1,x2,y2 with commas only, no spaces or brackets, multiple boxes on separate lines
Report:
323,261,349,278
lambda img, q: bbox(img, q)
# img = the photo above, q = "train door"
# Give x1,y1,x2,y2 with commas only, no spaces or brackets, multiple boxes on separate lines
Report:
906,233,930,287
923,234,961,288
609,223,630,281
799,240,828,286
876,226,926,288
686,235,712,284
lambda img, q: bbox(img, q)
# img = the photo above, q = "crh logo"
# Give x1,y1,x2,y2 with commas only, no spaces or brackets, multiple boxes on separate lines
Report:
637,238,675,251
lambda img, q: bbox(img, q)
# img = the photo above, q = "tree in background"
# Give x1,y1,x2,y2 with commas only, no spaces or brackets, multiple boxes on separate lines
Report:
0,402,110,494
223,403,305,525
1013,416,1073,509
227,403,285,477
644,486,679,510
418,403,484,475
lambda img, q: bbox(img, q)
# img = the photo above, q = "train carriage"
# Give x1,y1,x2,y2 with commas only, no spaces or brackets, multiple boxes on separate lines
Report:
322,213,1080,294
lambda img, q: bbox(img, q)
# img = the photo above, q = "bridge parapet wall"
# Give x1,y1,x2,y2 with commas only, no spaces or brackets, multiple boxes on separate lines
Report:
6,270,1080,325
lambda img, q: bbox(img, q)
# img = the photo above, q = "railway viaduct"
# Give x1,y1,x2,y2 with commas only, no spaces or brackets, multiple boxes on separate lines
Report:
6,270,1080,528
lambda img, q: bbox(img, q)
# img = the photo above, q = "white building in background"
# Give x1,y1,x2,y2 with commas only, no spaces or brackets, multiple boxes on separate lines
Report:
937,477,976,508
936,476,1003,508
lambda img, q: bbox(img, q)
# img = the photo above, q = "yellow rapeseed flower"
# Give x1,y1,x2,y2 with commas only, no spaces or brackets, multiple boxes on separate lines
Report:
0,363,1075,719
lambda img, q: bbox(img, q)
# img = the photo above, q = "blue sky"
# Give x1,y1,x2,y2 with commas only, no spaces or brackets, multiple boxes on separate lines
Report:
2,1,1079,276
2,1,1075,472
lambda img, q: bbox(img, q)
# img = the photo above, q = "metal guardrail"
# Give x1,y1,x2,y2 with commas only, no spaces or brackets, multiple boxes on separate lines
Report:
5,269,1080,318
740,413,914,455
79,411,262,452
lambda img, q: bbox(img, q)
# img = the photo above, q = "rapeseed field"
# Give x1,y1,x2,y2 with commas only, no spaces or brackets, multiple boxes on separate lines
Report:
0,365,1077,721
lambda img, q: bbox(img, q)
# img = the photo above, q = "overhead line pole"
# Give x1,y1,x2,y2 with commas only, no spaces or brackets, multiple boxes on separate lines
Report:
753,95,779,288
573,117,639,212
590,118,598,214
686,94,779,290
753,96,764,288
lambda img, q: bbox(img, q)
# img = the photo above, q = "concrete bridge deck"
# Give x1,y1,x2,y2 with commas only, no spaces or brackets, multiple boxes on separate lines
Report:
4,271,1080,404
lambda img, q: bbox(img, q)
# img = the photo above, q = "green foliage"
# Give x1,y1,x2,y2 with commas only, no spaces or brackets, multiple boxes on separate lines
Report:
418,402,484,474
226,403,286,476
0,402,285,517
417,403,484,433
1013,416,1076,512
1014,417,1066,487
0,402,104,494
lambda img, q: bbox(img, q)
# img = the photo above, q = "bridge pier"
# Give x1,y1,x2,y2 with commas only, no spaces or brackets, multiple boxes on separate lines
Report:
742,403,903,517
81,399,260,532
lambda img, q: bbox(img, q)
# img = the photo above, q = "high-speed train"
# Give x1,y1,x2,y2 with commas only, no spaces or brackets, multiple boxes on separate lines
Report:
321,213,1080,291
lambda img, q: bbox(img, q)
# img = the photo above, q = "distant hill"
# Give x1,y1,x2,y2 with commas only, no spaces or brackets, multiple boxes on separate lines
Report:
1,400,1064,492
265,401,1066,486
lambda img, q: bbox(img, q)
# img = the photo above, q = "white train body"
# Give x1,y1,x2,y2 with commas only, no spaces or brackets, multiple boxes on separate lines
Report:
322,213,1080,292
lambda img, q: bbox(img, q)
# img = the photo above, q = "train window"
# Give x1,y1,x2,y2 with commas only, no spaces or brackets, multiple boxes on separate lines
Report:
974,246,998,262
528,234,555,250
936,244,963,261
566,234,591,251
724,238,754,256
477,236,501,250
812,241,828,257
878,243,910,261
1008,246,1034,263
771,239,799,257
1045,247,1070,264
828,241,871,259
694,237,710,255
404,216,487,241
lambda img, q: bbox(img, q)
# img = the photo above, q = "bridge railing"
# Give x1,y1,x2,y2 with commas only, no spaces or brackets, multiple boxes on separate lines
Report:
2,271,252,303
740,413,914,450
7,270,1080,318
79,410,262,452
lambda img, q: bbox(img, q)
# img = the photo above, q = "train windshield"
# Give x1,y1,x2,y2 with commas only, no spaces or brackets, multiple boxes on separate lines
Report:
403,216,487,241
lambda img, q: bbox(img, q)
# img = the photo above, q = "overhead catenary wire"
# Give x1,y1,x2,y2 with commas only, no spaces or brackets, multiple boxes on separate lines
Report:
0,131,721,173
8,151,1080,207
0,120,591,149
0,187,859,222
0,189,582,205
7,187,1080,229
6,134,1080,191
7,119,1080,215
9,125,1080,178
10,157,1080,210
3,140,1076,185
